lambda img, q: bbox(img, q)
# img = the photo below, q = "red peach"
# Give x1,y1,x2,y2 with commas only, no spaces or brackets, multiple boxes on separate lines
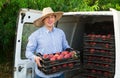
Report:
62,64,67,68
64,54,70,59
50,57,56,61
54,54,59,58
107,34,111,39
52,66,57,72
90,48,95,54
57,66,61,69
43,54,49,59
102,35,106,40
61,51,69,56
91,69,96,73
68,63,74,68
57,54,64,60
105,43,109,48
49,54,54,58
56,52,61,55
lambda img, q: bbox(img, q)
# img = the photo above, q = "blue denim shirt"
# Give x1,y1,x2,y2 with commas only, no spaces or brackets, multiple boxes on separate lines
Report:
25,26,70,78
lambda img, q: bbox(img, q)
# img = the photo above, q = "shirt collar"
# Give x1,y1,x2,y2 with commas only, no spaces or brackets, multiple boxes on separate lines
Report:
43,26,55,33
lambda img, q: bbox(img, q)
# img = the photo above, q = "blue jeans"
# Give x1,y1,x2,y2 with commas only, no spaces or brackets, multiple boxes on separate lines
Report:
35,74,64,78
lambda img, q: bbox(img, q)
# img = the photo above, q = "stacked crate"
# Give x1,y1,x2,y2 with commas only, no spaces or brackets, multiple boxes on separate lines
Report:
37,50,81,75
82,34,115,78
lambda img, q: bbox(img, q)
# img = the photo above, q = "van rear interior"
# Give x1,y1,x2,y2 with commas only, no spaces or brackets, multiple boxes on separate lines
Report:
58,15,115,78
21,14,115,78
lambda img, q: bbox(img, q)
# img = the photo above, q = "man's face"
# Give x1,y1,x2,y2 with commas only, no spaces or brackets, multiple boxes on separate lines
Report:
43,15,56,27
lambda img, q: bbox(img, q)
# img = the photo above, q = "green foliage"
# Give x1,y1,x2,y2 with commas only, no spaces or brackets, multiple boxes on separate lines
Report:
0,1,19,63
0,0,120,63
0,0,6,11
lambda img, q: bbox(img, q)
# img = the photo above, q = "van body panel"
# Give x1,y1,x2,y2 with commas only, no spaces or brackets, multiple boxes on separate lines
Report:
112,9,120,78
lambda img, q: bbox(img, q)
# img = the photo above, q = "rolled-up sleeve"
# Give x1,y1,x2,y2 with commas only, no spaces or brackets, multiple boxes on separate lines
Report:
25,34,37,62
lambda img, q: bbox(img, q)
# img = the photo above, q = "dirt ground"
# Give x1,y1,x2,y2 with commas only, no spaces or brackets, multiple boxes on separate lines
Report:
0,62,13,78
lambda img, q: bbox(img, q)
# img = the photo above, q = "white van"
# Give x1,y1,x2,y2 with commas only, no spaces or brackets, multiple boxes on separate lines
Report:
14,8,120,78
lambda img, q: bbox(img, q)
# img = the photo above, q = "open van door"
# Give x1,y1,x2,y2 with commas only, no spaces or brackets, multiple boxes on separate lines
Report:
111,8,120,78
13,9,42,78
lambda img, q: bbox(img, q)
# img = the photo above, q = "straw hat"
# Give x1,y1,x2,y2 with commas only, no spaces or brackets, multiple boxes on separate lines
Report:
34,7,63,27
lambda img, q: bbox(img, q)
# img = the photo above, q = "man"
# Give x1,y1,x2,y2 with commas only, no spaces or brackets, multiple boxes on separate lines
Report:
25,7,70,78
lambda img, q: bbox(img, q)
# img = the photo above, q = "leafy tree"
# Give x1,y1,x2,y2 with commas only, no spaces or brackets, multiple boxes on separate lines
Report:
0,0,120,63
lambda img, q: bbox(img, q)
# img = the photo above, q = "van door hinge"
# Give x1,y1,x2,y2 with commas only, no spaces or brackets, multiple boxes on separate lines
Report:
21,13,25,23
18,66,24,72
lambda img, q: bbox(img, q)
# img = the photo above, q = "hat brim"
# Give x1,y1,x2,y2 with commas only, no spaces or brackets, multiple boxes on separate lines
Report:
34,12,63,27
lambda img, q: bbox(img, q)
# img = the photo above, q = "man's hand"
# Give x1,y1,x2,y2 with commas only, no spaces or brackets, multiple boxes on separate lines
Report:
65,48,73,52
34,56,42,67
